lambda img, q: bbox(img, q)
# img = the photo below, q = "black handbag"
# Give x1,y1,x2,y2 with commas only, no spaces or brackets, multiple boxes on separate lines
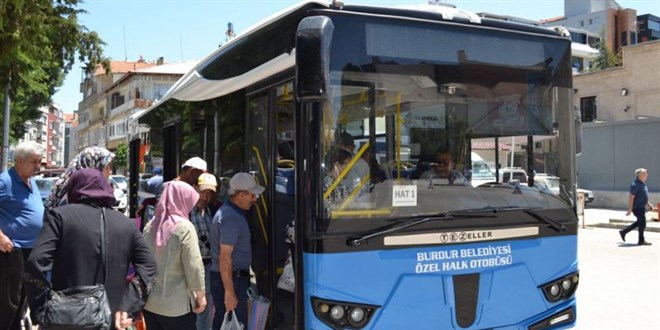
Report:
39,208,112,330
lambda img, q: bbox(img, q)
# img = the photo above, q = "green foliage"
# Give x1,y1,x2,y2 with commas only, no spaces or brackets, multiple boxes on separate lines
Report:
589,36,621,71
0,0,110,139
114,142,128,172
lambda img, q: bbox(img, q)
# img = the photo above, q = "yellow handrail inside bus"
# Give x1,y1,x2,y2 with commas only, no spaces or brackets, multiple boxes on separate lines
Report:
251,146,269,217
323,141,370,200
250,146,269,243
254,203,268,244
335,174,370,212
330,208,393,218
251,146,269,184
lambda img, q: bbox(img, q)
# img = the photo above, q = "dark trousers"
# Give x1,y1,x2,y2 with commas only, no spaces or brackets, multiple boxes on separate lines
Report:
0,249,31,330
622,208,646,243
210,271,249,330
143,309,196,330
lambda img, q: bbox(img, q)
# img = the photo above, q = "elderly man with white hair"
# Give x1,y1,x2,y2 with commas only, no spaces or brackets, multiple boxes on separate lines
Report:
0,141,45,329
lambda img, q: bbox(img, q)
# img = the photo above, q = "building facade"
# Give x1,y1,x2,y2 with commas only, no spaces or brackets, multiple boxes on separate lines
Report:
542,0,640,53
64,113,78,166
75,58,196,154
19,104,65,168
573,40,660,122
76,59,157,153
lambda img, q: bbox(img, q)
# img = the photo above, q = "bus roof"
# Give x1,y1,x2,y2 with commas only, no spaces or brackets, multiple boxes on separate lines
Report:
135,0,567,123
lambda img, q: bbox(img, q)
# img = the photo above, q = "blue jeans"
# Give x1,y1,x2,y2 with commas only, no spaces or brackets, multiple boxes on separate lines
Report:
623,208,647,243
196,263,214,330
210,271,249,330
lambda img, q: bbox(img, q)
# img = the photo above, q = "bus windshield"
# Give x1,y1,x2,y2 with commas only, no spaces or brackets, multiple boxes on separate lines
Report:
321,15,573,224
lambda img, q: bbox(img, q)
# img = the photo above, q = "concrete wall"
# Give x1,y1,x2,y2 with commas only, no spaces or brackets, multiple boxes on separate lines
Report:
578,118,660,208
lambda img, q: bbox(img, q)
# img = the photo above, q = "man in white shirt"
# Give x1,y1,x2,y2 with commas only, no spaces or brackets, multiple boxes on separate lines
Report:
420,148,468,185
336,132,370,190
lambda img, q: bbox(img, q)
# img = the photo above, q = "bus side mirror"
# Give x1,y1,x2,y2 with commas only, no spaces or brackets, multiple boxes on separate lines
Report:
296,16,334,101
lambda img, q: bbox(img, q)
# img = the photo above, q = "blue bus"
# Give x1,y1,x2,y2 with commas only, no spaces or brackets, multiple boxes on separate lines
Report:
129,1,580,329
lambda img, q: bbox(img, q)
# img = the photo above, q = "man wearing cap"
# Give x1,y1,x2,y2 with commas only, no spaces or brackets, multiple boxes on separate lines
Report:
209,172,265,329
190,173,218,330
178,156,207,186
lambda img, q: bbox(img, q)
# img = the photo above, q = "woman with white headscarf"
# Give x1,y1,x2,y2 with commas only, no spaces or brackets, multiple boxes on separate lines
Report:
46,146,115,208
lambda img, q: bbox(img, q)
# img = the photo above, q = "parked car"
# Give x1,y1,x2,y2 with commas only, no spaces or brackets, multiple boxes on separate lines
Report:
578,188,595,203
34,177,58,204
534,173,594,203
109,174,128,192
470,152,496,187
109,179,128,213
499,167,529,185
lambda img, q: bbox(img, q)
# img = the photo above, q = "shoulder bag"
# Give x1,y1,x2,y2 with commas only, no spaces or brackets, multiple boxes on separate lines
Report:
39,208,113,330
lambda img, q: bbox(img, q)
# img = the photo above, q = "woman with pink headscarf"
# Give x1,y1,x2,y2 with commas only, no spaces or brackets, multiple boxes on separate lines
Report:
142,181,206,330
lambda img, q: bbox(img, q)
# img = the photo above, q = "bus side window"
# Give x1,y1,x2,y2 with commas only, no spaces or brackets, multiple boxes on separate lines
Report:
276,140,295,195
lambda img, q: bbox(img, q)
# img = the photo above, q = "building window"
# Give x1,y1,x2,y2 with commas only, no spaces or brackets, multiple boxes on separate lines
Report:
621,31,628,46
580,96,597,122
588,18,593,25
572,57,584,73
580,20,584,27
649,19,660,31
152,84,171,100
110,92,125,109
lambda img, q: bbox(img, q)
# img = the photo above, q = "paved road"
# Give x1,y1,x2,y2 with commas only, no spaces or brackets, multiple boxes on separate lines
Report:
573,226,660,329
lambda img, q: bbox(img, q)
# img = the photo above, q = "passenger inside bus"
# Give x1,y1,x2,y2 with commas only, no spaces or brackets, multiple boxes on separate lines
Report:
323,148,353,211
419,148,468,185
335,132,369,191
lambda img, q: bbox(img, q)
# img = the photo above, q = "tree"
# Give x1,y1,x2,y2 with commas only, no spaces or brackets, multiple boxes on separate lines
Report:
589,36,621,71
114,142,128,174
0,0,110,142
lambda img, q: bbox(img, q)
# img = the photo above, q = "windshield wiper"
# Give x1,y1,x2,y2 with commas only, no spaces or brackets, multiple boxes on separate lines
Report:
522,209,566,232
348,212,495,247
455,206,566,232
348,206,566,247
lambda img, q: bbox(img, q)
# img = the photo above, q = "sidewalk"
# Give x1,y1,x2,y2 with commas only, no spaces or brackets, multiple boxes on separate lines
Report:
579,207,660,233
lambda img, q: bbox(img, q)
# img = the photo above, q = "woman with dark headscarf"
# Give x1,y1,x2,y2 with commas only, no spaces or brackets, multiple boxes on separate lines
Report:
46,146,116,208
143,181,206,330
25,168,157,330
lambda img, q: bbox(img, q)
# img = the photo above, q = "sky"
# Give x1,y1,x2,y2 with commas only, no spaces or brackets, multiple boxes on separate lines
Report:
53,0,660,113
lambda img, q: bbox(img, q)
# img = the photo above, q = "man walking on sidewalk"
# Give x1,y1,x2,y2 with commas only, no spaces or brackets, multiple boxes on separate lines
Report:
620,168,657,245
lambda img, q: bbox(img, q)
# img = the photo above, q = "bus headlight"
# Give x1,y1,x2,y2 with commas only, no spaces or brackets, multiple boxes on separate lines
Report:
540,271,579,303
349,307,365,323
312,297,379,329
330,305,345,320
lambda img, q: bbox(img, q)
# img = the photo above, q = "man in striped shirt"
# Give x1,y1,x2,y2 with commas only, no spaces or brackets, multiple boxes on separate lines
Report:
190,173,218,330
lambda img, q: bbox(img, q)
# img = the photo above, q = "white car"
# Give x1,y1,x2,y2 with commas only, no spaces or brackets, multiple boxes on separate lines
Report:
109,175,128,192
499,167,529,185
577,188,595,203
109,179,128,213
534,174,594,203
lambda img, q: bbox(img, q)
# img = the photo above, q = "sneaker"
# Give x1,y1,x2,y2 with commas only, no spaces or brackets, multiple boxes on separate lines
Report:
619,230,626,242
638,241,652,246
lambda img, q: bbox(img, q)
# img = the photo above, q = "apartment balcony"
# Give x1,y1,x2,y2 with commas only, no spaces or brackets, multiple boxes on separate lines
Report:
108,98,154,119
109,99,134,119
78,92,102,112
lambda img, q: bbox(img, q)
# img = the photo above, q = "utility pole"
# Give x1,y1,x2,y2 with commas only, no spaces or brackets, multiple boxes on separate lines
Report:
2,74,10,171
226,22,235,42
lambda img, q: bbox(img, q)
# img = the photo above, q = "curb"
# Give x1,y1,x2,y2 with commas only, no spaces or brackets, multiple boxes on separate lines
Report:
586,219,660,233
